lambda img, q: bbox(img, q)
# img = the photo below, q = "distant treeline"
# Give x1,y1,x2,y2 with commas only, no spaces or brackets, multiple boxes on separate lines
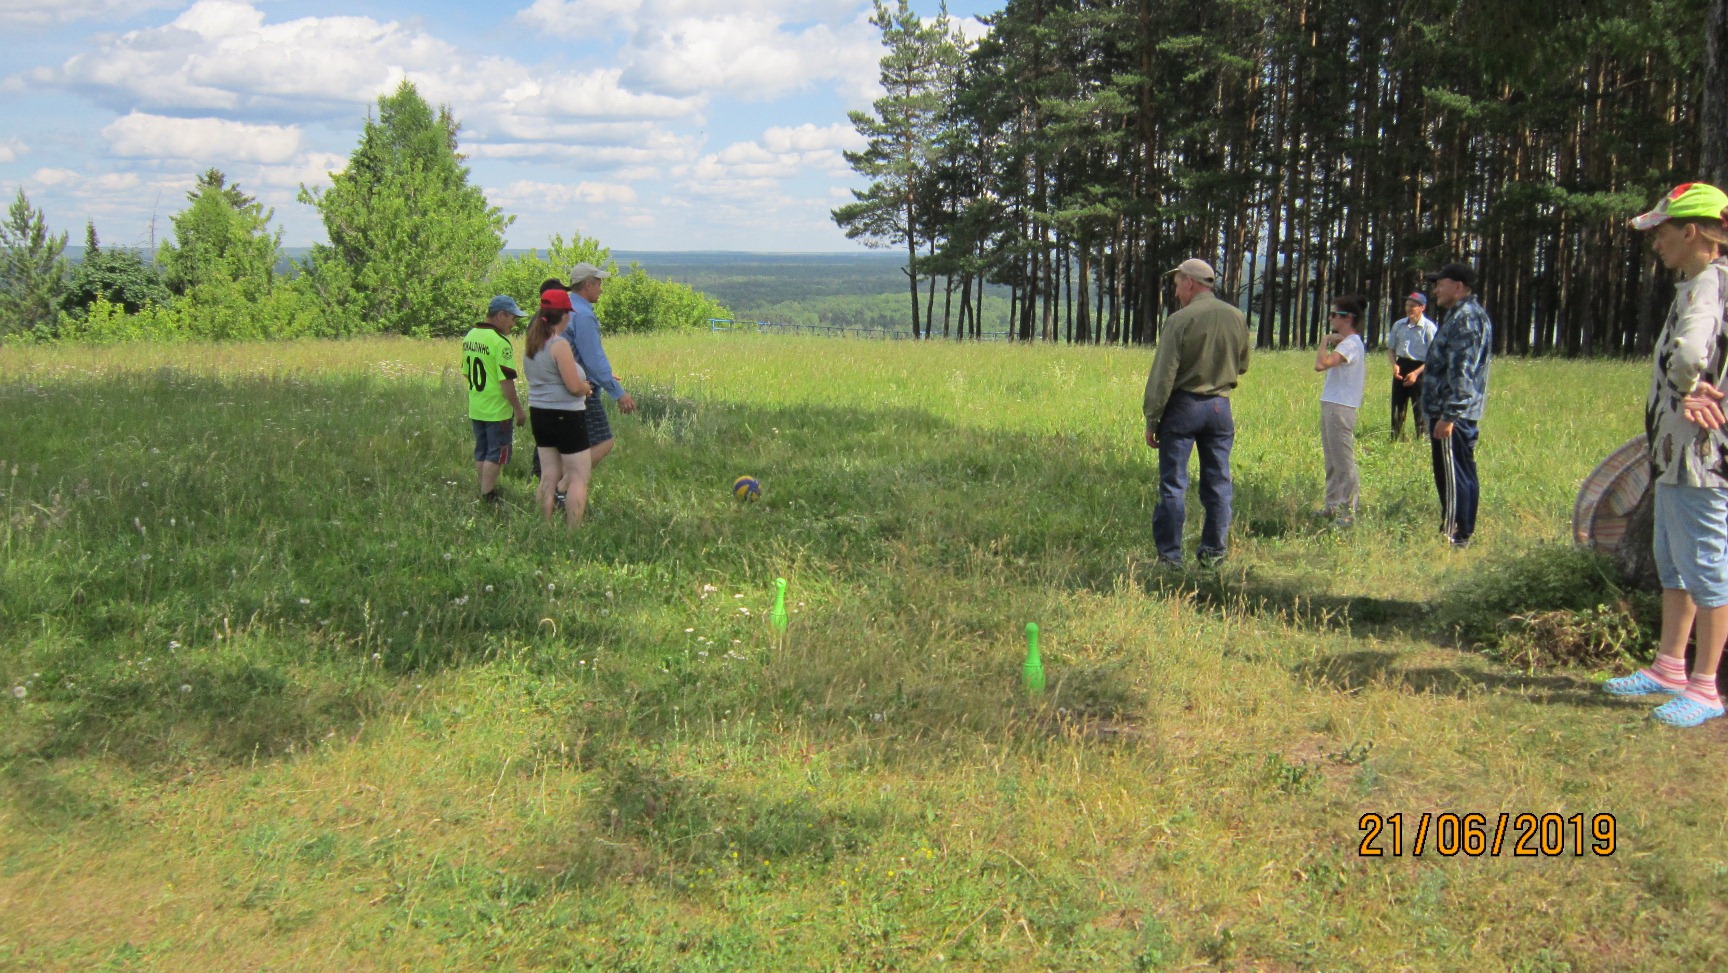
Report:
838,0,1728,354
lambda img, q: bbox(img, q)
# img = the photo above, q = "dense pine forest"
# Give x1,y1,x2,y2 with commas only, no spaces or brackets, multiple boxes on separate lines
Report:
837,0,1728,354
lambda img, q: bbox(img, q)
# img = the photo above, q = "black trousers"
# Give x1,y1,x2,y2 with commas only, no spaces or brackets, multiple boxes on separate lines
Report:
1390,357,1424,438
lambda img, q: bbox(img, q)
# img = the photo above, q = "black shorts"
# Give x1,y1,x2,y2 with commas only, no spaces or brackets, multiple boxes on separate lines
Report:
530,407,593,455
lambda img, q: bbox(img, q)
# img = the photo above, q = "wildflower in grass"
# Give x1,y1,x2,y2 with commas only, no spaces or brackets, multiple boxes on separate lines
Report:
372,653,382,661
168,640,180,650
484,585,494,593
685,627,694,633
443,553,453,561
179,684,191,694
298,598,311,605
11,686,24,699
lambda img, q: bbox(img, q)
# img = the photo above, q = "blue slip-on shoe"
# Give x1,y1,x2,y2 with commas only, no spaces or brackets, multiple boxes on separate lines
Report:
1602,670,1684,697
1651,695,1725,728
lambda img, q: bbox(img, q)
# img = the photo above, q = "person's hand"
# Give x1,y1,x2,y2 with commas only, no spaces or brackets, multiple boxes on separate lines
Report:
1432,419,1454,440
1392,365,1403,381
618,392,638,414
1323,332,1341,347
1402,374,1418,387
1684,381,1727,430
1145,426,1159,450
513,408,526,428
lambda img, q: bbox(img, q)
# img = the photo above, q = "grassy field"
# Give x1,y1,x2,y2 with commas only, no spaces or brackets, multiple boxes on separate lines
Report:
2,334,1720,972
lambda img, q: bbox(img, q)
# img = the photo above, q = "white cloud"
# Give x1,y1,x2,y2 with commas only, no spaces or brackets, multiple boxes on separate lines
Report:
0,0,182,28
622,14,878,101
33,0,703,127
31,167,82,188
0,138,25,163
675,125,857,189
247,151,347,191
519,0,879,102
519,0,860,33
490,180,639,208
464,129,699,175
103,112,302,163
761,122,864,154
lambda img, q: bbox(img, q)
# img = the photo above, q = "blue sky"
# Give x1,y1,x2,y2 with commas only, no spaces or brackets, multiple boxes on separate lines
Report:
0,0,994,253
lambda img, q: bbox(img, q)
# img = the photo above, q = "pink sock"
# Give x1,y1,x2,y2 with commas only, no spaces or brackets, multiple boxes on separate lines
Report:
1650,655,1688,690
1682,673,1721,707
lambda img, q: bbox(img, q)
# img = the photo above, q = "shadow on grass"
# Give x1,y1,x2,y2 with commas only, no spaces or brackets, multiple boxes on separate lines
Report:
1291,649,1623,709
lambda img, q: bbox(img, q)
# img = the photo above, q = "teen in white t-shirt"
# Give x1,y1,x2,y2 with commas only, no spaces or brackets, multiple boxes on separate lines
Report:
1314,296,1368,524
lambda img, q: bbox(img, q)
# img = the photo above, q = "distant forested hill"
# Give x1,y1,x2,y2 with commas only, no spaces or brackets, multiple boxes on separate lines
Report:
613,251,1011,335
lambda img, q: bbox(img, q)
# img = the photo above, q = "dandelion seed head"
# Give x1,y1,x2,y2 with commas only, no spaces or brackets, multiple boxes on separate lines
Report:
10,686,24,699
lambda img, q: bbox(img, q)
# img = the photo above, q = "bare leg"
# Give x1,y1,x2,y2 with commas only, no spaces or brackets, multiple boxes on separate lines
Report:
477,460,503,497
535,447,562,524
560,450,593,528
588,437,614,469
1659,588,1697,663
1691,602,1728,679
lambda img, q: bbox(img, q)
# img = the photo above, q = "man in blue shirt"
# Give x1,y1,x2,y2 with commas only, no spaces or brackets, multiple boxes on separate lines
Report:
1420,263,1493,546
562,262,637,471
1387,292,1437,440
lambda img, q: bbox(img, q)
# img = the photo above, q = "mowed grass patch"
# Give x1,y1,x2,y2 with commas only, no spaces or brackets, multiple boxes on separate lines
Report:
2,335,1722,972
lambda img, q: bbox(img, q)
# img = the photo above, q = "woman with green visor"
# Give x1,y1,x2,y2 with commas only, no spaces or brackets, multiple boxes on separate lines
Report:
1605,182,1728,727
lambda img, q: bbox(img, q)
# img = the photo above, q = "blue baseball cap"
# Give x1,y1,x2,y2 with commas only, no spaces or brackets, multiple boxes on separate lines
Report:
487,295,528,317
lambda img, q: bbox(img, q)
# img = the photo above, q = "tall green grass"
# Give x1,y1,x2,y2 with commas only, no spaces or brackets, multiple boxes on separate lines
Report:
3,335,1717,973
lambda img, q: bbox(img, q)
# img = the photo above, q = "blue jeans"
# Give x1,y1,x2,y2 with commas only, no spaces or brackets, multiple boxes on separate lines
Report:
1154,392,1235,562
1430,417,1479,543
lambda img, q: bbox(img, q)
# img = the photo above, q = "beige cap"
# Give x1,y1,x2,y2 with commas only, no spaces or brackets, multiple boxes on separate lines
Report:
1167,258,1217,285
568,262,613,285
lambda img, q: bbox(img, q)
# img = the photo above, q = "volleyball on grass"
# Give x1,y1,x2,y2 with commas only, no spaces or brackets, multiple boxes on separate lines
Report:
732,475,761,501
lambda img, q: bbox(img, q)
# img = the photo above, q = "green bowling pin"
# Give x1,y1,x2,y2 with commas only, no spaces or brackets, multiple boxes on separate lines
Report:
1023,622,1045,695
770,577,789,632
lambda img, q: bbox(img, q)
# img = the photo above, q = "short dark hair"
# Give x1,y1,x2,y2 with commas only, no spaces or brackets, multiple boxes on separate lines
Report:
1331,294,1367,327
539,277,568,295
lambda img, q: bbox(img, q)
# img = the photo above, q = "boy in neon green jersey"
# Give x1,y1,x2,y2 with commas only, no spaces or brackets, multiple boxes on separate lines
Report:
462,296,529,504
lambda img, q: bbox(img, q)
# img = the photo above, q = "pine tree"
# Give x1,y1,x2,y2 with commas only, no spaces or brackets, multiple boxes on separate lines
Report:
834,0,963,338
0,189,69,338
300,81,510,336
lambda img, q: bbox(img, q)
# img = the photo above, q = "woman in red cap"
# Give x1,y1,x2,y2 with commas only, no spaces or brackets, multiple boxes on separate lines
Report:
1605,182,1728,727
522,288,595,528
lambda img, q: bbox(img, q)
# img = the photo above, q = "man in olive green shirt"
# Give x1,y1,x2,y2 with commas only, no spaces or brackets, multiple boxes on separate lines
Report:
1143,258,1251,565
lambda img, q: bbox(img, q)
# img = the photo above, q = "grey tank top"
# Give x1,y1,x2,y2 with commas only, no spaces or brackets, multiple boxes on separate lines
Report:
524,337,587,410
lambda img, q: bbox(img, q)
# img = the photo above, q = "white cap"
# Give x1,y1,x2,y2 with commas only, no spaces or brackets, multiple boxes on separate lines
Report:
568,262,613,285
1166,258,1217,286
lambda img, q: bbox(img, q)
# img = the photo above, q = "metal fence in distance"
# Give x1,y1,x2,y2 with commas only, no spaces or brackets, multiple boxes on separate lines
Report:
708,319,1011,341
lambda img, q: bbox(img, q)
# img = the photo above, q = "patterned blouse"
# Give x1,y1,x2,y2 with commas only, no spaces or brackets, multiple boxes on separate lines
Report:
1646,257,1728,487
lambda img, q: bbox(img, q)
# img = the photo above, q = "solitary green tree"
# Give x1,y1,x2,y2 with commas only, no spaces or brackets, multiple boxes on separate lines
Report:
159,168,280,303
300,81,510,336
0,189,69,338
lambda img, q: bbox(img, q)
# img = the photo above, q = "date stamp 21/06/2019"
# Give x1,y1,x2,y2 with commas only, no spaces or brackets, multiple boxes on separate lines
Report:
1358,812,1616,858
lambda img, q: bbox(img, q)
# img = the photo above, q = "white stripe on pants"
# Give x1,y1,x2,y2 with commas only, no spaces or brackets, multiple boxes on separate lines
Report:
1321,401,1359,513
